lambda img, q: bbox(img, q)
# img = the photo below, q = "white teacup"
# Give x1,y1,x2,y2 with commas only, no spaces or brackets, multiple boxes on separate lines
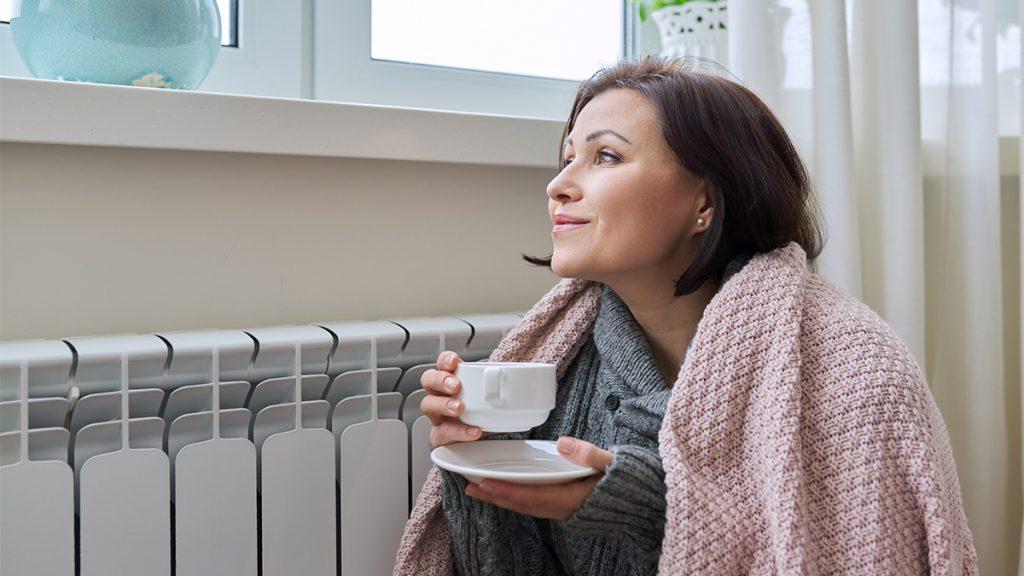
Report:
455,361,557,432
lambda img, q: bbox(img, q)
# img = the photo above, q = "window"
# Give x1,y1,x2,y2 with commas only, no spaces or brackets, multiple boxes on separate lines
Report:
0,1,239,47
0,0,306,98
316,0,631,118
370,0,623,82
0,0,635,118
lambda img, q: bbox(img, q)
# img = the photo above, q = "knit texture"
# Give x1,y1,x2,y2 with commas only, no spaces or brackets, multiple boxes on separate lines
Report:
392,242,979,575
441,283,674,575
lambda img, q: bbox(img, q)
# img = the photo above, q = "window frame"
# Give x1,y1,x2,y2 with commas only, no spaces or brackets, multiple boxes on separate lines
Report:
0,0,309,99
312,0,637,119
200,0,311,98
0,0,638,117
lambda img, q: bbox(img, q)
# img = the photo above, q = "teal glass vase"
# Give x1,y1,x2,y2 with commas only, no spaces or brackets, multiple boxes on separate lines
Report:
10,0,222,89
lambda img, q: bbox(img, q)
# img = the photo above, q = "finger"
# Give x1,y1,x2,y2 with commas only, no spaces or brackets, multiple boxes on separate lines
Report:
557,437,613,471
420,368,460,396
471,494,535,518
465,483,534,516
466,482,582,521
420,395,465,426
436,351,462,372
429,419,482,448
475,479,576,511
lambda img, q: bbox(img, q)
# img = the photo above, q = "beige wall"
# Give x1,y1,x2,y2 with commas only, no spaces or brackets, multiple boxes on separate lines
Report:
0,143,562,340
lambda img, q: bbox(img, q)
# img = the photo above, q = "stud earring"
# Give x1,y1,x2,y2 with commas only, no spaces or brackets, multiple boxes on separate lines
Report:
697,218,705,227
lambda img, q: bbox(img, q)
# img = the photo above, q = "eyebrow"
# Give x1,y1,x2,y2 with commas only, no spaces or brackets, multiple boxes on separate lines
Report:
562,129,632,149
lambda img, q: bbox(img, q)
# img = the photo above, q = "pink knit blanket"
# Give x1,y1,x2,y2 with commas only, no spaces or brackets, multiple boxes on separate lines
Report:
393,242,978,575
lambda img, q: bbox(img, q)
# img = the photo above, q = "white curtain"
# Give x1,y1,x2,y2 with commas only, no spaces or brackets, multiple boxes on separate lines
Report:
725,0,1021,573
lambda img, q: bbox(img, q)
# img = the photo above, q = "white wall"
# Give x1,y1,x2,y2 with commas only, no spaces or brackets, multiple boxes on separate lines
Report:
0,143,562,340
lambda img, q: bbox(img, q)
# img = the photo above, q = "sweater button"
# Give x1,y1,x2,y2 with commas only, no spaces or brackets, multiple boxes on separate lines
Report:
604,394,620,411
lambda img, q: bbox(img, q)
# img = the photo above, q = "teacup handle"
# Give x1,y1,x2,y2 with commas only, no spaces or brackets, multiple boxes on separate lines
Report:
483,367,509,407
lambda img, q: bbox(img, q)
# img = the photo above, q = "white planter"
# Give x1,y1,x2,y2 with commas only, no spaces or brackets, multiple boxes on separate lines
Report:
651,1,728,65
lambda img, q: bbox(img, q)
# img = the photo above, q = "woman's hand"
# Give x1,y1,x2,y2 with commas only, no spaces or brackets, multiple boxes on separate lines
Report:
464,437,614,521
420,350,490,448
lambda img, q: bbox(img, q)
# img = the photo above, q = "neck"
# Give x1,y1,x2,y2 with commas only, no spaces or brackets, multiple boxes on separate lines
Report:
604,276,718,386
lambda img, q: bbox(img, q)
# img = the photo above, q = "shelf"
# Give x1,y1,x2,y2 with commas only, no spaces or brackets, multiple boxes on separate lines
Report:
0,76,565,169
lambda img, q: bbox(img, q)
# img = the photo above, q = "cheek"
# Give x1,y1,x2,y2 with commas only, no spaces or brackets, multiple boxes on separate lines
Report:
602,199,685,258
603,220,676,269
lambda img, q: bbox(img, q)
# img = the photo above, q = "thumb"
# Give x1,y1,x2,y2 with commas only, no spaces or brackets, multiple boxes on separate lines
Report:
556,437,613,472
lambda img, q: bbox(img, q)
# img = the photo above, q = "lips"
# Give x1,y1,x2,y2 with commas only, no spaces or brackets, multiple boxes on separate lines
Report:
553,214,589,225
552,222,587,233
552,213,589,234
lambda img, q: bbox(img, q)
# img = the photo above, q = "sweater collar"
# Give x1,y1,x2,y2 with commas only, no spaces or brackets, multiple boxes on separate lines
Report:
591,252,754,394
592,284,670,395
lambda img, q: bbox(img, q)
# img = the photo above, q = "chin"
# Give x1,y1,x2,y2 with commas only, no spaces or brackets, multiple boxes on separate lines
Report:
550,253,592,281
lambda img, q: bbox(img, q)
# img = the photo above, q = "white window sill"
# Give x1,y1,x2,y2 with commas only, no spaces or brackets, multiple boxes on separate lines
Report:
0,76,565,169
2,76,1018,177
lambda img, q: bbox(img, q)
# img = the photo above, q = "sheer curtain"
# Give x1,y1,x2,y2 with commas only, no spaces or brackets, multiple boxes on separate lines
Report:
726,0,1021,573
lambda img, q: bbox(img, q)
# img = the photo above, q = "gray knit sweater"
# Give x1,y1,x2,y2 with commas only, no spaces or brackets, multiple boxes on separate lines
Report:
440,257,751,576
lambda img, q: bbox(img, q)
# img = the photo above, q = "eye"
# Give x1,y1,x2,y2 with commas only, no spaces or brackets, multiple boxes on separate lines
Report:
560,149,620,169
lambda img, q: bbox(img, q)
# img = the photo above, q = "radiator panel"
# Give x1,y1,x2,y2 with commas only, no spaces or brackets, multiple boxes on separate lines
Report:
339,419,409,575
79,448,171,576
261,428,337,576
174,438,259,576
0,461,75,576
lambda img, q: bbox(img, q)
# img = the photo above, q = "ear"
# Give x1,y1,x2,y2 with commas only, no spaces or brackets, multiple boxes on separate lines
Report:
694,179,715,231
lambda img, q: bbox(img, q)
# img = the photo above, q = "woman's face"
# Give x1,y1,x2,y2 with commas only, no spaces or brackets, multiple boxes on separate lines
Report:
546,88,709,285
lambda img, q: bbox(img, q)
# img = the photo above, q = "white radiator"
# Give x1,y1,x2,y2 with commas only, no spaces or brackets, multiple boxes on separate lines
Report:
0,313,523,576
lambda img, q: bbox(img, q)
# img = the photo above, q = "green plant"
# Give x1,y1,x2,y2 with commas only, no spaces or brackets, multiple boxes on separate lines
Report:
633,0,722,23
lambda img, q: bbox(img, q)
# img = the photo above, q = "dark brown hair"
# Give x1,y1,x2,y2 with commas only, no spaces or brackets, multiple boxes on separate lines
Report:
523,55,824,296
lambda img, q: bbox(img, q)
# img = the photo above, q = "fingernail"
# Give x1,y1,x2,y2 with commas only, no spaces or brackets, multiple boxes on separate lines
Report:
444,376,457,391
467,426,480,436
558,437,577,454
478,480,494,493
443,352,453,366
447,399,460,411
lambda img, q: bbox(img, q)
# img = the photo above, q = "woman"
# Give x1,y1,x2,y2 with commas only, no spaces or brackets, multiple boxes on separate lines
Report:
394,56,977,575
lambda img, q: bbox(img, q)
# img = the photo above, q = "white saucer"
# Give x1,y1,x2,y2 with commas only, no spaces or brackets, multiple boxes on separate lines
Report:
430,439,600,485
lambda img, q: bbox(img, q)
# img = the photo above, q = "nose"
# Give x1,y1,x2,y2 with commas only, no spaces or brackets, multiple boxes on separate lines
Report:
546,169,582,205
